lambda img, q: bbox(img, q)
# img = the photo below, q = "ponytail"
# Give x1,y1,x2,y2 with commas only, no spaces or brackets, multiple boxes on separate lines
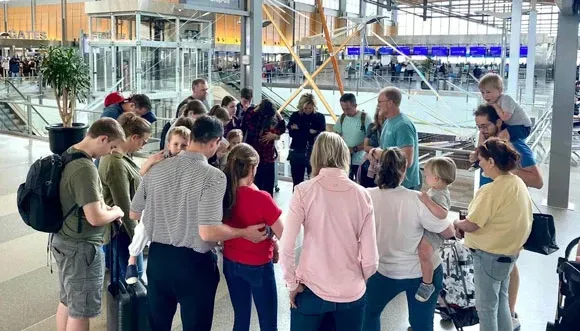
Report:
223,143,260,217
376,148,407,189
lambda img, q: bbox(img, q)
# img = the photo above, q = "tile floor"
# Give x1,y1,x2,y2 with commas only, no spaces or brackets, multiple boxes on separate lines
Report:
0,133,578,331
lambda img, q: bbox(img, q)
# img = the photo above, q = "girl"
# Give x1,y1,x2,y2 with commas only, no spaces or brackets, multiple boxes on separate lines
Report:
222,143,284,331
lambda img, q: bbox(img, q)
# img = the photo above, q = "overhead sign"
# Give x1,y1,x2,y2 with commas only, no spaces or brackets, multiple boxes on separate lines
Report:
450,46,466,57
398,46,411,56
364,47,376,55
469,46,486,57
181,0,242,10
378,47,393,55
2,30,48,40
347,47,360,56
431,46,448,57
489,46,502,57
520,46,528,57
412,46,428,56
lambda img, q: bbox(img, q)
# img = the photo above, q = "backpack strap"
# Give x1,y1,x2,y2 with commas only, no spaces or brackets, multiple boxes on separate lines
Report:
339,113,346,128
360,112,367,133
61,151,90,233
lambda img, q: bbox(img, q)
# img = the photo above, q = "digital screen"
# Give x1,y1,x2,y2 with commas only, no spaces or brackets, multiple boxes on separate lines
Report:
450,46,467,56
364,47,376,55
412,46,429,56
489,46,502,57
347,47,360,56
378,47,393,55
469,46,486,57
520,46,528,57
398,47,411,56
431,46,449,57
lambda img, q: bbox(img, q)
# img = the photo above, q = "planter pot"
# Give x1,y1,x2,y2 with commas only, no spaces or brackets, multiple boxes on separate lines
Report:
46,123,88,155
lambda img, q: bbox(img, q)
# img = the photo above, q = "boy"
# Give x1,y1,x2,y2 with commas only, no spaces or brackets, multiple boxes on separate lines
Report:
126,126,191,284
479,73,532,142
52,118,126,331
415,157,457,302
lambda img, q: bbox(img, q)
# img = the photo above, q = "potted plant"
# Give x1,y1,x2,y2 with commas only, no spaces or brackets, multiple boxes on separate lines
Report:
41,46,90,154
420,56,436,90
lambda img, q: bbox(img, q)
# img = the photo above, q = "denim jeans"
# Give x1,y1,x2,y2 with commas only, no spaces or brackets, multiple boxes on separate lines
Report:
290,287,366,331
223,258,278,331
363,265,443,331
108,230,144,282
472,249,517,331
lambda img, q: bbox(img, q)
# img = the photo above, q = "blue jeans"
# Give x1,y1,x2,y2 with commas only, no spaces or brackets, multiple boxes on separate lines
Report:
223,258,277,331
472,249,517,331
290,287,366,331
363,265,443,331
108,230,144,282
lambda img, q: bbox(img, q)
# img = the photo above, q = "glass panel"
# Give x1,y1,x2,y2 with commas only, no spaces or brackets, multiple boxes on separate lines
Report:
92,46,113,92
117,47,136,92
141,47,177,92
90,17,112,40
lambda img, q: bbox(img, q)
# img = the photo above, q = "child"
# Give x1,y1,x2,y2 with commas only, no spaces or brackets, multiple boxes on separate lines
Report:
479,73,532,142
125,126,191,284
415,157,457,302
219,129,243,170
222,143,283,330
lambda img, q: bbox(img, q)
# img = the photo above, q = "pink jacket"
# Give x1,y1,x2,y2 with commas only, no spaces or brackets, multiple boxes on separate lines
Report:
280,168,378,303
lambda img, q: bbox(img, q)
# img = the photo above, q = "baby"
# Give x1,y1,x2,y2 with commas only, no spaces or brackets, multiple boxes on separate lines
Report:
479,73,532,142
126,126,191,284
416,157,457,302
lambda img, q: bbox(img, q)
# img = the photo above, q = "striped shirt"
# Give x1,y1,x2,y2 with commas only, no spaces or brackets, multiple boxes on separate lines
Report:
130,151,226,253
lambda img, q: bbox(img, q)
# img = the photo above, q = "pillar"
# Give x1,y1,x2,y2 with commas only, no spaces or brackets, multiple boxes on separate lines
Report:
135,13,142,93
525,0,537,104
31,0,36,33
61,0,67,44
547,13,578,209
248,0,262,102
507,0,522,97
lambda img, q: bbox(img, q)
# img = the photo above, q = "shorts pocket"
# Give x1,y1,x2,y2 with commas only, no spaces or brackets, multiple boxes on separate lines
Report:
84,244,98,267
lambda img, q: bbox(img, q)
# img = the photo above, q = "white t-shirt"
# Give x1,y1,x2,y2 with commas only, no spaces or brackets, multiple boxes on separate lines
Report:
368,186,452,280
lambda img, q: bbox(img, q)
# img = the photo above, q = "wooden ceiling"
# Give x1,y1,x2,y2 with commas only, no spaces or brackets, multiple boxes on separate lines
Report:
396,0,555,5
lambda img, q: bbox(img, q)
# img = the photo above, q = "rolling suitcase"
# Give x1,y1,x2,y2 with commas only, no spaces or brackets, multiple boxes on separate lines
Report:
106,222,151,331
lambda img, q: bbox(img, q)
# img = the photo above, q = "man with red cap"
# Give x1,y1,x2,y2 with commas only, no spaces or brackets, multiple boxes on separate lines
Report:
101,92,157,123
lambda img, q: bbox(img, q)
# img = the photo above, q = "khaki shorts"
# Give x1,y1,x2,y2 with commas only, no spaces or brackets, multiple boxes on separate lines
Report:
51,234,105,319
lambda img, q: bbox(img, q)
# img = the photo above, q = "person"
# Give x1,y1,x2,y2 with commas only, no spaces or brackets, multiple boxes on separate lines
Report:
469,104,543,330
98,113,151,282
334,93,372,181
360,110,385,188
222,143,284,331
369,87,421,190
236,87,254,122
455,138,532,331
125,125,191,284
161,99,207,150
479,73,532,142
280,132,379,331
51,118,126,331
362,148,455,331
415,157,457,302
129,115,267,331
222,95,241,136
219,129,243,170
101,92,157,124
242,99,286,196
175,78,210,118
473,65,483,80
287,93,326,187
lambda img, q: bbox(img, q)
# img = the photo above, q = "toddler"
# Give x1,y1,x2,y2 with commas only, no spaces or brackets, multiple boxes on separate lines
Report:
479,73,532,142
416,157,457,302
219,129,243,170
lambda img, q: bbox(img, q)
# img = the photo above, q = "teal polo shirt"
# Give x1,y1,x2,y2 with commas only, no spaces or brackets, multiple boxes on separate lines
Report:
334,111,372,166
380,113,421,189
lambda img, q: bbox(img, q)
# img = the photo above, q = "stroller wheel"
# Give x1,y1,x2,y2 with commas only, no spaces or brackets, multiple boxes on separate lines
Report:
546,321,557,331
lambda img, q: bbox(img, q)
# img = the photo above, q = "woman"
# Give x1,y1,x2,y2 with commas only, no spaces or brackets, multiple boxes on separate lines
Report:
98,112,151,280
454,138,532,331
242,99,286,196
222,143,284,331
362,148,455,331
222,95,241,136
280,132,378,331
287,93,326,187
359,110,384,188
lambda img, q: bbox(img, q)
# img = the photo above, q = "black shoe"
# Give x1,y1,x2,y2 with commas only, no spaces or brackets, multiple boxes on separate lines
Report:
125,265,138,285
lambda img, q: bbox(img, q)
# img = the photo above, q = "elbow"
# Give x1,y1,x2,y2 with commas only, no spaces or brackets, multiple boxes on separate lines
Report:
198,227,214,242
533,177,544,189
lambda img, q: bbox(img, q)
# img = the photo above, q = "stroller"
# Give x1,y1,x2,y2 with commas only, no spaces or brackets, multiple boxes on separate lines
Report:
546,237,580,331
436,239,479,331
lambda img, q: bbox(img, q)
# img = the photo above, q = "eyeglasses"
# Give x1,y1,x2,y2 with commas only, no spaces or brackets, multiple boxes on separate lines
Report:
476,123,492,131
377,99,390,104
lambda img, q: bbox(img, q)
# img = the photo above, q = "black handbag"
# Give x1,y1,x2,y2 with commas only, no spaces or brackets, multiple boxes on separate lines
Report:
523,213,559,255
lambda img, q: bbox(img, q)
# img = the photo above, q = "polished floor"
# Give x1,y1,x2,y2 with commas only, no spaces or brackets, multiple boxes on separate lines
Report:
0,133,578,331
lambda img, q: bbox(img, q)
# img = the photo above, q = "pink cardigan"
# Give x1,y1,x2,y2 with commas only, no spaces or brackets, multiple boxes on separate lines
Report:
279,168,378,303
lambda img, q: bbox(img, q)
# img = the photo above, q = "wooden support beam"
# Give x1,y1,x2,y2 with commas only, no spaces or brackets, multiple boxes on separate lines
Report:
315,0,345,95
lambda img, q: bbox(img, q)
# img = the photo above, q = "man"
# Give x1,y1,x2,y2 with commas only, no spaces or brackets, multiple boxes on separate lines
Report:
235,87,254,122
470,104,543,330
101,92,157,123
175,78,210,118
370,87,421,190
52,118,126,331
129,115,267,331
334,93,372,180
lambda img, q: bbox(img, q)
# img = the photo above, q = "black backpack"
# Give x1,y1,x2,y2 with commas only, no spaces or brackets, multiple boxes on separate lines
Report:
17,151,89,233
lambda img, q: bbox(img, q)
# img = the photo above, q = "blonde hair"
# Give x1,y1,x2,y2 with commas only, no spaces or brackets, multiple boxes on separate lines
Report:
226,129,243,142
478,73,504,91
167,126,191,143
379,86,403,107
297,93,317,113
425,157,457,185
310,132,350,176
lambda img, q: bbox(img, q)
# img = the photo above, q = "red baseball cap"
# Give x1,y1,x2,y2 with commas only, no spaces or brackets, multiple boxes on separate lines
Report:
104,92,128,107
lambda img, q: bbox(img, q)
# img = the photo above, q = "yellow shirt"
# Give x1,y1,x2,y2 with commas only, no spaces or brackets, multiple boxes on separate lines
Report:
465,174,532,256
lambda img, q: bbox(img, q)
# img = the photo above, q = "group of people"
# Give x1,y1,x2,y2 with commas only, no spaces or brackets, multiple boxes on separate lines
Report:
50,72,542,331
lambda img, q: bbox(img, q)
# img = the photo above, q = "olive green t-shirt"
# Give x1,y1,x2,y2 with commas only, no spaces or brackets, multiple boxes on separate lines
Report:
98,152,141,239
58,147,106,245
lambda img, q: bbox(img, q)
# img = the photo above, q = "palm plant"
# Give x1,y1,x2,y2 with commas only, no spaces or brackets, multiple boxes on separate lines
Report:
40,46,90,127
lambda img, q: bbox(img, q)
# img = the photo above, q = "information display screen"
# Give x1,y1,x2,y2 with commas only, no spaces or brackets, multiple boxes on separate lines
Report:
347,47,360,56
364,47,376,55
431,46,449,57
469,46,486,57
520,46,528,57
378,47,393,55
398,46,411,56
412,46,429,56
450,46,467,56
489,46,502,57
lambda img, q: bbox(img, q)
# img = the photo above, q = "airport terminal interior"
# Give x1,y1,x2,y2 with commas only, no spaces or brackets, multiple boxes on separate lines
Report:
1,0,580,330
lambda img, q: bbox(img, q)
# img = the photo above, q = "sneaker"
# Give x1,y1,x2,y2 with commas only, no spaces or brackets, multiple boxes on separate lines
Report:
125,265,139,285
512,313,521,331
415,282,435,302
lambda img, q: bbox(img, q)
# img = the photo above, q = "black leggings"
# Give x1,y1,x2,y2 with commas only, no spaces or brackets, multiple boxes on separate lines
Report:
290,160,312,188
254,162,276,196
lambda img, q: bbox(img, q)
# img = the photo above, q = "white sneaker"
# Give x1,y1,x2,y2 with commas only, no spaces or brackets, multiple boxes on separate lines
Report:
512,314,521,331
